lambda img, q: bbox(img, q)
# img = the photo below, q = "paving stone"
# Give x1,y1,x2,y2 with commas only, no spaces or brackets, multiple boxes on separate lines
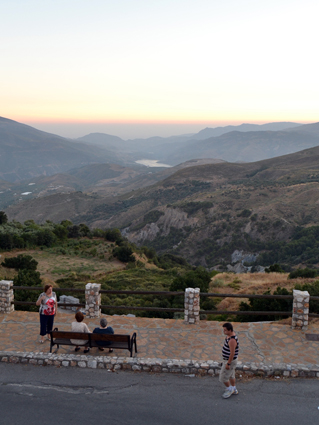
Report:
0,311,319,377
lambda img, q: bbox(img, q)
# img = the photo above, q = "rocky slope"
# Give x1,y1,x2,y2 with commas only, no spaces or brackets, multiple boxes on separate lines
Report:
6,144,319,269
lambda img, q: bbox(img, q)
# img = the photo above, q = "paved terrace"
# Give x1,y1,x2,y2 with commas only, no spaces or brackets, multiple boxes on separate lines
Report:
1,311,319,376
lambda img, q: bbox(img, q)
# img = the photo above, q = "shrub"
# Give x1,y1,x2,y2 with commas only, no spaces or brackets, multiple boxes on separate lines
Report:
211,278,224,288
105,228,123,245
113,245,135,263
170,267,211,293
237,209,251,218
13,269,42,312
295,280,319,314
238,287,293,322
1,254,38,271
288,268,318,279
265,264,285,273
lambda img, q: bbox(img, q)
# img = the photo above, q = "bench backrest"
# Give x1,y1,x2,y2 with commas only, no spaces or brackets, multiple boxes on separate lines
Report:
51,330,130,344
90,333,130,344
51,331,90,340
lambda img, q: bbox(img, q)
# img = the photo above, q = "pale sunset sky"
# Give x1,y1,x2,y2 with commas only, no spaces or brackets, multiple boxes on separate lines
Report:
1,0,318,139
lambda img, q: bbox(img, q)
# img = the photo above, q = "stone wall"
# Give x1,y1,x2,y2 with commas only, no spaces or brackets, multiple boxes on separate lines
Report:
85,283,101,318
0,280,14,314
292,289,309,331
184,287,200,324
1,351,318,378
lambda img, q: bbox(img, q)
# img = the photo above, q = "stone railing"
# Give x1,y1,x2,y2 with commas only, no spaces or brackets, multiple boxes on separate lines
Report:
0,280,14,314
292,289,309,331
2,282,313,330
85,283,101,318
184,287,200,324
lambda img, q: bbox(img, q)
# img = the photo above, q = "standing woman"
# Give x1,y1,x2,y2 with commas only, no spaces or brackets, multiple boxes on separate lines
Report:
36,284,57,343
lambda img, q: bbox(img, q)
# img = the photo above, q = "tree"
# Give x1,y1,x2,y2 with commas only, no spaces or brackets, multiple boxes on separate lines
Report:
13,269,42,312
170,267,211,293
0,211,8,225
113,245,135,262
79,223,91,237
68,225,81,238
238,287,292,322
0,233,13,249
169,267,215,311
105,228,123,245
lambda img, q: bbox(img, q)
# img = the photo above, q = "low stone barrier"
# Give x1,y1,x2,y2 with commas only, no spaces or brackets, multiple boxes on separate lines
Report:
184,287,200,324
85,283,101,318
59,295,80,311
0,280,14,314
292,289,309,331
1,351,318,378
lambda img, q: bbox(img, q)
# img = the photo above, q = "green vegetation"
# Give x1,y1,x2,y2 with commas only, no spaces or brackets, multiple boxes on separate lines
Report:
256,226,319,267
13,265,42,312
130,210,165,231
0,218,203,318
1,254,38,270
238,287,293,322
178,201,214,215
238,280,319,321
295,280,319,314
0,211,8,225
265,264,285,273
288,268,318,279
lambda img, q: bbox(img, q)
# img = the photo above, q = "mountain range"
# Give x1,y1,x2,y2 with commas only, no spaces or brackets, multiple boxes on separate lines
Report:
2,116,319,184
2,115,319,269
5,141,319,268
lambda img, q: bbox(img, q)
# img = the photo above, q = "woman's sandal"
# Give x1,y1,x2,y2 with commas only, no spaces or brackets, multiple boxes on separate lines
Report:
109,348,113,353
98,347,104,351
74,347,81,352
84,347,90,353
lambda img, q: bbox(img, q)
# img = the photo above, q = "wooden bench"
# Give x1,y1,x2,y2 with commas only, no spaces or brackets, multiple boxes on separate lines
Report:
50,328,137,357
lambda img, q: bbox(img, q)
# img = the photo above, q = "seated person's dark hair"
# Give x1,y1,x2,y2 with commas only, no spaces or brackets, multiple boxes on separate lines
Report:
75,311,84,322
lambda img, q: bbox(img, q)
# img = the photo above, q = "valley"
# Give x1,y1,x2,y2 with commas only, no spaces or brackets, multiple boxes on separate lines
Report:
1,117,319,272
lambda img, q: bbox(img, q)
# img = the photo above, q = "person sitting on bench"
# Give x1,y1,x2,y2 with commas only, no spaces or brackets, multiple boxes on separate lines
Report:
93,318,114,352
71,311,91,353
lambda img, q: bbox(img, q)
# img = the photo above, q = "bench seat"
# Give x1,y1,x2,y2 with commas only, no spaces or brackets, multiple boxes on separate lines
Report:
50,328,137,357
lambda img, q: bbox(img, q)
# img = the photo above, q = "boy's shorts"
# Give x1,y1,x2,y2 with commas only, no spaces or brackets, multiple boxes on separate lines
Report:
219,359,238,383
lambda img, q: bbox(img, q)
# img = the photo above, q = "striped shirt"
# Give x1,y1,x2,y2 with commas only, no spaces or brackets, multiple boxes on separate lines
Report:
222,335,239,360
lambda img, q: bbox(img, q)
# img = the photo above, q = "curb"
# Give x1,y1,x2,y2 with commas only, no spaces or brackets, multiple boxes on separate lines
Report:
1,351,319,378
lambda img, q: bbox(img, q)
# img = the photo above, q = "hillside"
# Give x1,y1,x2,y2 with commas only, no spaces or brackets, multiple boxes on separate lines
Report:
192,122,301,140
5,144,319,269
161,126,319,165
0,117,129,182
76,122,307,166
0,158,225,210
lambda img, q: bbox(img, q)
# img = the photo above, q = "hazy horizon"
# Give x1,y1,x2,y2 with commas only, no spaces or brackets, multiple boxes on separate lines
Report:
19,119,310,140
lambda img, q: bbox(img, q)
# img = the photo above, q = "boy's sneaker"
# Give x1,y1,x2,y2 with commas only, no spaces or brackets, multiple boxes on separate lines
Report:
222,388,234,399
232,388,238,395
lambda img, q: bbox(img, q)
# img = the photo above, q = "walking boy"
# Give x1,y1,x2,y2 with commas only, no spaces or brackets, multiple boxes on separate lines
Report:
219,322,239,399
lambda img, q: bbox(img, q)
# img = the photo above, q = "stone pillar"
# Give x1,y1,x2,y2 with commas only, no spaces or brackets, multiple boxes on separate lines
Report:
85,283,101,318
0,280,14,314
184,287,200,324
292,289,309,330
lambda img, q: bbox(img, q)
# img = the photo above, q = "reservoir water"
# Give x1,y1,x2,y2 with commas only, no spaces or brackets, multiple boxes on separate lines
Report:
135,159,172,168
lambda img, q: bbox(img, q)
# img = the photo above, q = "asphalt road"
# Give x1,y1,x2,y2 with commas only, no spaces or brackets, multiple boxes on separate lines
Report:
0,363,318,425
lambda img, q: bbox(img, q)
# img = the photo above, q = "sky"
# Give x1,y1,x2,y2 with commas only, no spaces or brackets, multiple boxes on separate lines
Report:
1,0,318,139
